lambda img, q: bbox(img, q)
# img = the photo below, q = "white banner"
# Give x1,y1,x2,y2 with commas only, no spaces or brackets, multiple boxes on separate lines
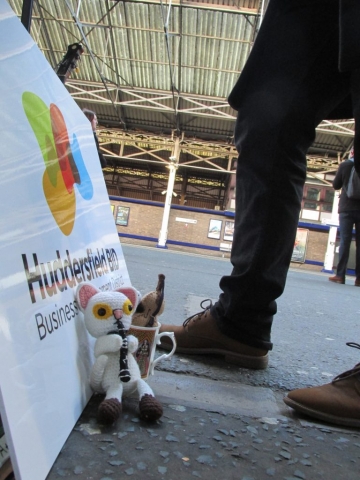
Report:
0,2,130,479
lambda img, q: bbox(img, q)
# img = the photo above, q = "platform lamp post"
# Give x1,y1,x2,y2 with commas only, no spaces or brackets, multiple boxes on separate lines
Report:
322,189,340,273
157,153,179,248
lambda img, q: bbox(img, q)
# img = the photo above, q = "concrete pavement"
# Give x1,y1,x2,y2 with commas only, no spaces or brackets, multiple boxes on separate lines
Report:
47,370,360,480
46,244,360,479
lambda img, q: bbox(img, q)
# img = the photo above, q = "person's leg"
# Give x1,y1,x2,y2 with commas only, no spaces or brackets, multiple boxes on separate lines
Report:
353,211,360,284
212,0,350,348
160,0,350,366
334,212,354,279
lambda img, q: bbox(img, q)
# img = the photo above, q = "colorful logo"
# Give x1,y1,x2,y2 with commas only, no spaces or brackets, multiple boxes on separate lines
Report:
22,92,93,235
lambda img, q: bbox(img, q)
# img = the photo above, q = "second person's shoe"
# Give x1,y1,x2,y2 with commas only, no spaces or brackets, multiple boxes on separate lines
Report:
158,300,268,369
328,275,345,284
283,343,360,428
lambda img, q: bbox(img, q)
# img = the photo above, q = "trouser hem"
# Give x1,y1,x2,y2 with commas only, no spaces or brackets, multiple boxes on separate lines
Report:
210,306,273,351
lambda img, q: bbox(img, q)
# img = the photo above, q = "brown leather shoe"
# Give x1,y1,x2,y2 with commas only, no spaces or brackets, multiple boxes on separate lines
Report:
328,275,345,284
283,343,360,428
355,278,360,287
158,300,268,369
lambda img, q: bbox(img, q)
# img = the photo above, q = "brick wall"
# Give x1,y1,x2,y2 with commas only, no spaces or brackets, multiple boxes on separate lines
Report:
305,230,328,264
114,201,162,240
110,198,341,269
111,199,233,258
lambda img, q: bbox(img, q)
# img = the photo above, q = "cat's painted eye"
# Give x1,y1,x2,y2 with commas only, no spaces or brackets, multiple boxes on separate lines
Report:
123,299,133,315
93,303,112,320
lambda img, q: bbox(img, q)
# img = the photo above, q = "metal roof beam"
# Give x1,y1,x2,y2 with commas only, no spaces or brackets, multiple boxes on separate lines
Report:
98,129,342,176
315,119,355,137
64,0,127,127
113,0,259,16
68,81,355,135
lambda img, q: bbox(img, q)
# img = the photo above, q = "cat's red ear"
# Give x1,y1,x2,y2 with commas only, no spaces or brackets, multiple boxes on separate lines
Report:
115,286,139,309
76,282,99,311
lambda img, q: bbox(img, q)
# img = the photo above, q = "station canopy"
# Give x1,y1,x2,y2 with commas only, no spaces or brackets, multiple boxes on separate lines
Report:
8,0,355,184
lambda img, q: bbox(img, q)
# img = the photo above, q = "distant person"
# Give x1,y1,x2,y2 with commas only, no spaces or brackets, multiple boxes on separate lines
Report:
329,146,360,286
159,0,360,428
83,108,107,169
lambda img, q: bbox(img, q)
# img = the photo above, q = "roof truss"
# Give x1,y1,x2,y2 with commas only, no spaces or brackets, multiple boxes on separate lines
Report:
9,0,355,179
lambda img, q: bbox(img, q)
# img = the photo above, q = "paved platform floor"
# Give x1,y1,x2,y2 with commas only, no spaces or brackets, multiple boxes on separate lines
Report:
43,244,360,479
47,371,359,480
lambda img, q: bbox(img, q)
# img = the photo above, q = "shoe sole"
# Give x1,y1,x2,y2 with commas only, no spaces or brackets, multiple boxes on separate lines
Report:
159,341,268,370
283,396,360,428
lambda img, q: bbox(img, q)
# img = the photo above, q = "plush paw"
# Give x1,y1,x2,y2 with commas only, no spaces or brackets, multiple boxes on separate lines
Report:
127,334,139,353
139,394,163,421
98,398,122,424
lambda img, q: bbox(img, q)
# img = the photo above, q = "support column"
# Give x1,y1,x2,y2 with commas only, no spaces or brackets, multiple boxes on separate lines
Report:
180,175,187,206
322,190,340,273
157,141,180,248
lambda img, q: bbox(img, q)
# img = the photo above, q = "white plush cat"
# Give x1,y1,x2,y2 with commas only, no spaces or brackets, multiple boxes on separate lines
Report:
76,282,163,424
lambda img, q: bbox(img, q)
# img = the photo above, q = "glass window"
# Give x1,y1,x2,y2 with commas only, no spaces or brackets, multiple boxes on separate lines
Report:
324,189,334,203
302,185,335,213
322,204,333,212
304,202,319,210
306,188,320,201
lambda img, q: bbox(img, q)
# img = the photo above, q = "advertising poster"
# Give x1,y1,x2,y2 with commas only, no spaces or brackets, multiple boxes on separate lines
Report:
208,219,222,239
223,220,234,241
116,205,130,226
0,3,130,479
291,228,309,263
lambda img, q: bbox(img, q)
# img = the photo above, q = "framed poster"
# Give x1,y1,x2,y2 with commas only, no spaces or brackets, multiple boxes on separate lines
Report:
208,219,222,239
116,205,130,226
291,228,309,263
223,220,234,241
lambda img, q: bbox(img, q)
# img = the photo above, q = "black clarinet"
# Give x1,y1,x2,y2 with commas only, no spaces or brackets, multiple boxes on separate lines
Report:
108,319,131,383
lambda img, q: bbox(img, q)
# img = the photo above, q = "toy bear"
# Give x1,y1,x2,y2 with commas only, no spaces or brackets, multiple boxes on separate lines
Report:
132,273,166,327
76,282,163,424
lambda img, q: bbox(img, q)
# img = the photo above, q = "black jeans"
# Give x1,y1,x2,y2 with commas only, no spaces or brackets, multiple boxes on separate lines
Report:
211,0,352,350
336,211,360,279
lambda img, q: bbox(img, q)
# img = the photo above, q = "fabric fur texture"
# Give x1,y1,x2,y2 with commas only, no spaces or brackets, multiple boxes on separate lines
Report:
132,273,166,327
76,282,163,424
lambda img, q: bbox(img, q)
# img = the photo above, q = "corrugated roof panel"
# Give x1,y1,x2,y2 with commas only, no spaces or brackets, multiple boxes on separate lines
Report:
6,0,354,160
7,0,255,98
180,8,253,97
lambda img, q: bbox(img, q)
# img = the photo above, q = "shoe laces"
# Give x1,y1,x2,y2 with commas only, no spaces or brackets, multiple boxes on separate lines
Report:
183,299,213,327
332,342,360,384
